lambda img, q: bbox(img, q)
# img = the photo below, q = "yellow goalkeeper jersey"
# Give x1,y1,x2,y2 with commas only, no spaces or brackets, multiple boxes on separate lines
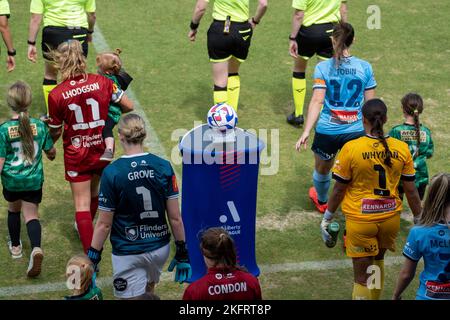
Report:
332,135,415,222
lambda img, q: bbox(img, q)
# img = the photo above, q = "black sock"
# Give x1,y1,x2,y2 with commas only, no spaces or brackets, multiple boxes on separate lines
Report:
318,200,327,205
8,211,21,246
26,219,42,249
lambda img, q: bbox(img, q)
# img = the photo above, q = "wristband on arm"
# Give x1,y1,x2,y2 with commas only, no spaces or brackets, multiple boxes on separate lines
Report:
190,21,199,30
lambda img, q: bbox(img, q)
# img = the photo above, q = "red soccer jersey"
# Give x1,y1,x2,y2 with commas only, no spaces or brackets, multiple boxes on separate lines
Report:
183,267,262,300
48,74,122,173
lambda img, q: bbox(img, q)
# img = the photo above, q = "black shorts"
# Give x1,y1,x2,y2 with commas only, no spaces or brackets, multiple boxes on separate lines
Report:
312,131,365,161
207,20,253,62
296,22,335,60
42,26,89,60
3,188,43,204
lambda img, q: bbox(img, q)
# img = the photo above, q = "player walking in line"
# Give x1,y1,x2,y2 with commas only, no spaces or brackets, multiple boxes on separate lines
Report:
0,81,56,277
0,0,15,72
295,22,377,214
287,0,347,126
47,40,133,253
389,93,434,200
188,0,268,111
88,114,191,300
393,173,450,300
183,227,262,300
65,254,103,300
27,0,96,112
321,99,422,300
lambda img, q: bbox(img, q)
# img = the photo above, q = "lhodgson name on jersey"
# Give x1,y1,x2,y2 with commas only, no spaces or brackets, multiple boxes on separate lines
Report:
62,82,100,100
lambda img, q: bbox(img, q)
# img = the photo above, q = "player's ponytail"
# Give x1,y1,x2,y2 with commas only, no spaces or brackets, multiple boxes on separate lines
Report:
118,113,147,145
332,22,354,67
401,93,424,157
200,228,240,272
419,173,450,227
6,81,35,166
362,99,392,167
50,40,87,81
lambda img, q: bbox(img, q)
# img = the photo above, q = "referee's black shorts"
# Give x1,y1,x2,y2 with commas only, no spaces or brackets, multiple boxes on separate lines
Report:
296,22,335,60
42,26,89,60
207,20,253,62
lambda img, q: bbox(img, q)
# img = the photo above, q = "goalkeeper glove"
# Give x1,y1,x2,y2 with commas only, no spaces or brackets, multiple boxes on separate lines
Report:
87,247,102,272
321,209,335,243
168,241,192,283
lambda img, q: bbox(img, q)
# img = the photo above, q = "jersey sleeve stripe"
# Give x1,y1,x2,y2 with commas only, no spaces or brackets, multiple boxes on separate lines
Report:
402,252,420,262
401,174,416,181
365,85,377,90
332,173,351,184
48,123,63,128
98,206,115,212
167,194,179,200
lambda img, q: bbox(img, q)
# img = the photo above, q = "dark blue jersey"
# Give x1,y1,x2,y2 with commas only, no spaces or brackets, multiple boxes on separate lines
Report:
99,153,179,255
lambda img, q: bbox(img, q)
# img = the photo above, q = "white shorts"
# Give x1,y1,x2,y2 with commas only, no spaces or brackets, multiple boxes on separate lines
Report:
111,244,170,298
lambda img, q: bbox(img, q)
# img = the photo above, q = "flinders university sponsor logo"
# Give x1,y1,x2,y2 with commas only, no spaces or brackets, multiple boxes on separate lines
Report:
71,134,103,149
125,224,169,241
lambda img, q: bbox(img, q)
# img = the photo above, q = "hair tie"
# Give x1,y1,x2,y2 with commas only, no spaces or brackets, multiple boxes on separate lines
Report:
219,233,226,240
413,109,419,114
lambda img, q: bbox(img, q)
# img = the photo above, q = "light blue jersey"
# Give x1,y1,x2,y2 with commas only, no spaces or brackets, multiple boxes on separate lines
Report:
98,153,179,256
403,223,450,300
313,56,377,135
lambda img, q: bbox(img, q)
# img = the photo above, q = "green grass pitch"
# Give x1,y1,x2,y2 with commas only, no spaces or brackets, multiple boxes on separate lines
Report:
0,0,448,299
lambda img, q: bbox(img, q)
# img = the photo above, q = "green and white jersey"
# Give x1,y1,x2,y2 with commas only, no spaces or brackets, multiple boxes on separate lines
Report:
0,0,10,16
389,123,434,187
30,0,96,28
292,0,345,27
206,0,249,22
105,74,123,124
65,285,103,300
0,118,53,192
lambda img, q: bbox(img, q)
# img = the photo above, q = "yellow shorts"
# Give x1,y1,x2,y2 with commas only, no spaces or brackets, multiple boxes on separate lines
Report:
345,214,400,258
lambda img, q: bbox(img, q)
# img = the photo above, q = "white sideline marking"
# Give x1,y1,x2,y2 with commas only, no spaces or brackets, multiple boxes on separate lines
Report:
0,256,406,297
92,26,169,160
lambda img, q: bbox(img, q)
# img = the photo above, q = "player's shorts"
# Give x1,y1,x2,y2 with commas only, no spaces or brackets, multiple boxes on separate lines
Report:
296,22,335,60
3,188,43,204
345,214,400,258
65,166,105,183
312,130,365,161
42,26,89,60
207,20,253,62
111,244,170,298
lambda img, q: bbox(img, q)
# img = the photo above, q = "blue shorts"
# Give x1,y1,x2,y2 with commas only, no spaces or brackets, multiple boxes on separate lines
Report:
312,131,365,161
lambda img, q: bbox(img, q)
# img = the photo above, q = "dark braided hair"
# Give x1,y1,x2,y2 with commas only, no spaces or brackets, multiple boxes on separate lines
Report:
200,227,242,272
401,93,423,157
362,99,392,167
332,22,355,67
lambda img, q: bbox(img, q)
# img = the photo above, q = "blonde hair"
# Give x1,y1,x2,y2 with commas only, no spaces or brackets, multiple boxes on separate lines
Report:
66,254,94,294
6,81,35,166
50,40,87,81
419,173,450,226
96,49,122,75
118,113,146,145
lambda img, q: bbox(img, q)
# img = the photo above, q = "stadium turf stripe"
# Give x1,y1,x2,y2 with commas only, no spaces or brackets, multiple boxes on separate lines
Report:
92,26,172,164
0,256,407,297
